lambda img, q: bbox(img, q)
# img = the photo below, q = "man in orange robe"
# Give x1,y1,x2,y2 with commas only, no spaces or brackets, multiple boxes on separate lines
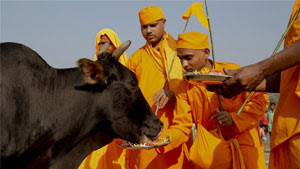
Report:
176,32,269,169
125,6,193,169
212,1,300,168
269,2,300,168
78,28,128,169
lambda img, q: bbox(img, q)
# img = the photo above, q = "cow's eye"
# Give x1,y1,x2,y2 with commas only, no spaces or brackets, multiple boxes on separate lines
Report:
125,83,139,95
97,52,111,60
130,79,138,86
98,55,106,60
129,86,139,94
90,73,97,78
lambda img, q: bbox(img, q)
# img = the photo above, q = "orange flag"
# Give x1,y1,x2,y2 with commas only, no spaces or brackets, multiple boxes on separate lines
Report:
182,2,209,29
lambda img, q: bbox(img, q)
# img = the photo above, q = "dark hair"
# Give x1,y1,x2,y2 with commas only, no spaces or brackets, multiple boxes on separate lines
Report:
270,103,276,106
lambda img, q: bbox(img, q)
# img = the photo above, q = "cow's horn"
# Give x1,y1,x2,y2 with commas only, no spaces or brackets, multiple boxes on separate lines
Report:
99,42,110,55
112,40,131,60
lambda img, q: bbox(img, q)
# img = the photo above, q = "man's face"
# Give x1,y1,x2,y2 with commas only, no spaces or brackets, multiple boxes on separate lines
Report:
141,19,165,45
177,48,210,72
98,35,116,54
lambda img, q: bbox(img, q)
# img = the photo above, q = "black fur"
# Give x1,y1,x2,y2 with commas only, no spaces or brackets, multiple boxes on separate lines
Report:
0,42,163,169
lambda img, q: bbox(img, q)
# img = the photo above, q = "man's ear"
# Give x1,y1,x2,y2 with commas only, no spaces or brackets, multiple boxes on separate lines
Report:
77,58,107,84
204,48,210,59
162,19,166,28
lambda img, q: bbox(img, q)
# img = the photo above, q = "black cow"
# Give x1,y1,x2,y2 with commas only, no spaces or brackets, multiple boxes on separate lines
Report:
0,41,163,169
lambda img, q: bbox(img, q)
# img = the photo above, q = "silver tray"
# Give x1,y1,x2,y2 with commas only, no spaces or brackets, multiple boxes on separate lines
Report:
184,74,232,81
117,137,170,150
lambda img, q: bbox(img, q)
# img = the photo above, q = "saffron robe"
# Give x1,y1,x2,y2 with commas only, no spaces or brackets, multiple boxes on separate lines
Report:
269,1,300,168
125,32,193,169
177,62,269,169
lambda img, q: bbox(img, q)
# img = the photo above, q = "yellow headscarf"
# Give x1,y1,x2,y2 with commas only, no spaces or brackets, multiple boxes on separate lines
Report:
94,28,127,65
139,6,165,26
177,31,210,49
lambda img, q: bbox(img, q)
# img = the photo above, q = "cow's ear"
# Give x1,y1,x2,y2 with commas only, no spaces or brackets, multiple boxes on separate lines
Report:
77,59,107,84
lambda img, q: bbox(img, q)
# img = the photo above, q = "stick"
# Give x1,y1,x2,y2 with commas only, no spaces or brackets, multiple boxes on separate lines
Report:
204,0,222,110
155,19,190,116
236,7,300,116
154,51,177,115
204,0,216,69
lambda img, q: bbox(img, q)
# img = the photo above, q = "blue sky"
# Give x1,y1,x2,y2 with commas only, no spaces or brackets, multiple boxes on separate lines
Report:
1,0,295,68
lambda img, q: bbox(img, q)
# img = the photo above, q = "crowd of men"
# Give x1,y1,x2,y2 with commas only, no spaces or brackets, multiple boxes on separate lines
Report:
78,1,300,169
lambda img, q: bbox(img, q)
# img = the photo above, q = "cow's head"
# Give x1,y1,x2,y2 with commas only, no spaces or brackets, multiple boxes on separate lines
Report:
77,41,163,143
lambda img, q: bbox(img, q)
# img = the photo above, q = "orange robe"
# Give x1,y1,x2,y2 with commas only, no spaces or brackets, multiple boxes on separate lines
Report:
78,28,127,169
125,32,193,169
176,62,269,169
78,139,126,169
269,1,300,168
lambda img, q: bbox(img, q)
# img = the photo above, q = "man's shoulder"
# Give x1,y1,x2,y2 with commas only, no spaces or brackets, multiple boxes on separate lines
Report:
130,46,147,57
127,46,150,65
216,62,241,69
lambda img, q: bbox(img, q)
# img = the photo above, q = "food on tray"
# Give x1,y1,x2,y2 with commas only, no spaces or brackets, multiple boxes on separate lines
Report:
184,68,231,83
118,136,170,149
207,70,223,75
198,67,210,74
184,67,223,76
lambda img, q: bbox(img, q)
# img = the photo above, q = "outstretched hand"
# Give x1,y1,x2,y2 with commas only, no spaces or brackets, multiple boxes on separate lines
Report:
153,89,175,109
207,64,267,98
223,63,266,90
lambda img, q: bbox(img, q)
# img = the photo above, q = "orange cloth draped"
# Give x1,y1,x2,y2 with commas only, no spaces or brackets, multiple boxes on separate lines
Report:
127,31,183,103
177,62,269,169
93,28,127,65
125,31,192,169
78,139,126,169
269,1,300,168
78,29,127,169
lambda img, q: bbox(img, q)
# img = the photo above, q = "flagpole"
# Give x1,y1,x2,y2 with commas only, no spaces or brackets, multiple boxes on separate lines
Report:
183,19,190,33
236,7,300,116
204,0,216,69
204,0,222,111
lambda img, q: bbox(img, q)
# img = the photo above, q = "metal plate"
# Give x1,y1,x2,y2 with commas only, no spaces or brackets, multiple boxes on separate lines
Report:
184,74,232,81
118,137,170,150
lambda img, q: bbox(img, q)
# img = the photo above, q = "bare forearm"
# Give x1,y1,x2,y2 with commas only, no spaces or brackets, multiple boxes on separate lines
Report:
258,40,300,78
255,80,266,92
210,40,300,98
255,72,280,92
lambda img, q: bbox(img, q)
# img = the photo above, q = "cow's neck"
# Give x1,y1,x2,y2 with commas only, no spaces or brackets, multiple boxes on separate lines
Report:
50,129,113,169
47,68,114,168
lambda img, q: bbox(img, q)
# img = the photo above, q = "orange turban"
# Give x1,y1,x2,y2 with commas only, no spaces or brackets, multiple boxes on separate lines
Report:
139,6,165,26
177,31,209,49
